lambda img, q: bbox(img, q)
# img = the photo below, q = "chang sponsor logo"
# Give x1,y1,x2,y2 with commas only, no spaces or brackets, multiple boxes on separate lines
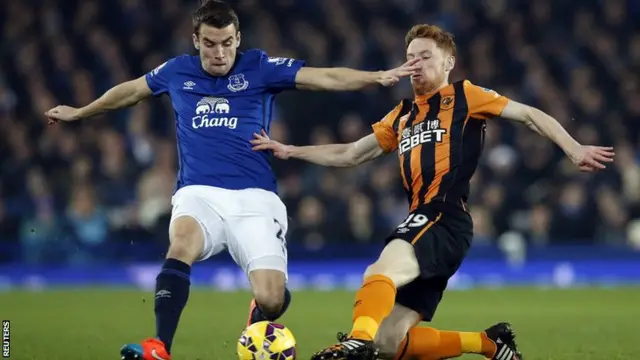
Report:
192,97,238,129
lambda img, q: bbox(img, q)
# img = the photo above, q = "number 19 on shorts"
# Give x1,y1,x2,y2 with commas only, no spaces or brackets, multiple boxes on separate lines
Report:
398,213,429,229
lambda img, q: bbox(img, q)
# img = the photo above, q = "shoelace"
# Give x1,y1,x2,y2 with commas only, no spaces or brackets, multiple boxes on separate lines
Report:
336,332,348,342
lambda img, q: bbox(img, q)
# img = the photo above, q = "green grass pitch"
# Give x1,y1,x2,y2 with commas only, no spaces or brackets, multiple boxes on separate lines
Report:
2,287,640,359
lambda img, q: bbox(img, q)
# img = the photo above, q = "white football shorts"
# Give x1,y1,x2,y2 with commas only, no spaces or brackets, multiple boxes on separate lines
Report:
169,185,288,276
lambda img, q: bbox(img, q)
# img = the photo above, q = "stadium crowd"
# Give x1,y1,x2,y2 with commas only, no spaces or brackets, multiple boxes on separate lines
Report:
1,0,639,264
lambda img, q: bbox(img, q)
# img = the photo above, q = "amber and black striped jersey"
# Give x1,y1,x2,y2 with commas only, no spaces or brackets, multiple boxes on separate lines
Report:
372,80,509,212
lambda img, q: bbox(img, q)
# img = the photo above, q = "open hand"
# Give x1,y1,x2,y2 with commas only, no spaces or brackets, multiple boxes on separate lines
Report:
251,130,293,159
568,145,615,172
377,58,421,87
45,105,82,125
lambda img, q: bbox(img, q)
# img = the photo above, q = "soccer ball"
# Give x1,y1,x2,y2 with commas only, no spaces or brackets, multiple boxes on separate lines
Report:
237,321,296,360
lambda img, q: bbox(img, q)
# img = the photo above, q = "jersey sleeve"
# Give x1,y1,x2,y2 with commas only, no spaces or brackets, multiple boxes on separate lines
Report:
371,102,404,153
463,80,509,120
145,58,179,96
260,52,306,91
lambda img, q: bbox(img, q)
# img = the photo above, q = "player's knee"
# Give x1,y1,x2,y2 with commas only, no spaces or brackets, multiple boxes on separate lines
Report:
374,323,405,357
167,216,205,264
375,305,420,359
253,287,285,317
250,269,286,318
364,241,420,287
363,262,411,287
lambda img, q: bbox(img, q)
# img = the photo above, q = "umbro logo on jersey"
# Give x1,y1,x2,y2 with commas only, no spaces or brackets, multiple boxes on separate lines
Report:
183,81,196,90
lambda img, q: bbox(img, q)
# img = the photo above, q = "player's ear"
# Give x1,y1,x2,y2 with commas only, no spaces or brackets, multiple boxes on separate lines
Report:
236,31,241,48
445,56,455,72
192,33,200,50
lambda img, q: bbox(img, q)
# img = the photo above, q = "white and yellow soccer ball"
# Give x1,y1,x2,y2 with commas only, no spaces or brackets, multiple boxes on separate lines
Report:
237,321,297,360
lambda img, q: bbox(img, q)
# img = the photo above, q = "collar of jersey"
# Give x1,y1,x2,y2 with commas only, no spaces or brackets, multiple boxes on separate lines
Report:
414,83,449,104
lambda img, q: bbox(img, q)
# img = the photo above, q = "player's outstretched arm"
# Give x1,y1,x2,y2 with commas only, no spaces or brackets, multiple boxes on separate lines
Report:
294,58,421,91
501,100,615,172
45,76,152,124
251,130,386,167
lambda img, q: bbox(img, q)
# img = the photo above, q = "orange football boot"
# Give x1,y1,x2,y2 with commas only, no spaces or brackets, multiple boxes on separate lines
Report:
120,337,171,360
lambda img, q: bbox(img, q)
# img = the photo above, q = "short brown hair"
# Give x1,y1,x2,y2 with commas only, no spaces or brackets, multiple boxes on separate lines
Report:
405,24,456,56
193,0,240,34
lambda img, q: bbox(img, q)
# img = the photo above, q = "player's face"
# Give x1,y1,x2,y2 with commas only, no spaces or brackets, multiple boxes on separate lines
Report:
194,24,241,76
406,38,453,95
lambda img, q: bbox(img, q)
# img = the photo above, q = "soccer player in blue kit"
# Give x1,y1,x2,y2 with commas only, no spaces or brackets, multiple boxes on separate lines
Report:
44,1,420,359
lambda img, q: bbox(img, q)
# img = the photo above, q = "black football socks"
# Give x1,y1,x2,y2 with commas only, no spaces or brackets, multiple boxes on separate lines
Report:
154,258,191,352
250,288,292,324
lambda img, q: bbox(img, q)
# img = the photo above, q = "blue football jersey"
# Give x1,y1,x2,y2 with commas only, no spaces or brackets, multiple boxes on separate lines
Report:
145,49,305,193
